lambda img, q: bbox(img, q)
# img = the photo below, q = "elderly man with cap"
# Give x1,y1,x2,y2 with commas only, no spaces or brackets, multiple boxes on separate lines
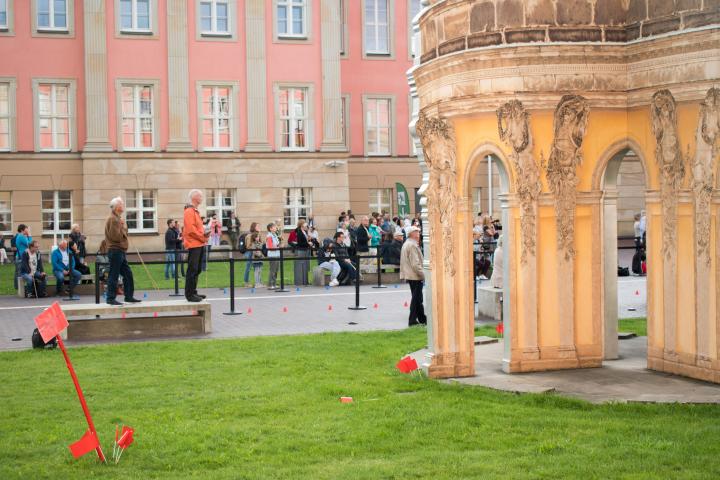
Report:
51,239,81,299
400,225,426,326
105,197,140,305
183,189,210,302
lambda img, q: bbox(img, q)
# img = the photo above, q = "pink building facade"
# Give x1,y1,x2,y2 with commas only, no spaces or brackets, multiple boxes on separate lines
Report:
0,0,452,249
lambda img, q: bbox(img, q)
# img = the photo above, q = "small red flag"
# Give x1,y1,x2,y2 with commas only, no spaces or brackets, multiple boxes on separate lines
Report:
247,307,252,314
403,301,409,308
69,429,100,459
396,356,418,373
373,303,378,309
495,322,504,335
282,306,288,313
34,302,69,343
327,305,333,311
117,426,135,449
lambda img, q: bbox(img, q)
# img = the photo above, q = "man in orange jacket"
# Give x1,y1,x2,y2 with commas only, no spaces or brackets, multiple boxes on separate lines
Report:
183,189,210,302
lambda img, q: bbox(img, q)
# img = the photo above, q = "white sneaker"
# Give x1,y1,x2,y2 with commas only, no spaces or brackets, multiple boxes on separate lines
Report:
329,279,339,287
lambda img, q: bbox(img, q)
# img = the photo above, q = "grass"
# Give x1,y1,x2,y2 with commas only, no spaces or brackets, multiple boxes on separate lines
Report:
1,328,718,479
0,260,306,296
475,318,648,338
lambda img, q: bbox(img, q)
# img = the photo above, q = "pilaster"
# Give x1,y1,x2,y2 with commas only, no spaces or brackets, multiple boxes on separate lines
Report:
245,0,272,152
319,0,345,152
166,0,193,152
83,0,112,152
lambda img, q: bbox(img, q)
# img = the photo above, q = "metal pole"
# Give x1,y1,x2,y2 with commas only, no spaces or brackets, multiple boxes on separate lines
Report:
348,253,366,310
371,248,386,289
487,155,493,217
223,256,242,315
275,247,289,293
474,251,478,305
170,245,183,297
94,261,100,304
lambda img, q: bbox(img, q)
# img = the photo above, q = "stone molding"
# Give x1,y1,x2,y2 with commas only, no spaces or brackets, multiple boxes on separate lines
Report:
166,0,193,152
319,0,345,152
695,87,719,267
245,0,273,152
83,0,112,152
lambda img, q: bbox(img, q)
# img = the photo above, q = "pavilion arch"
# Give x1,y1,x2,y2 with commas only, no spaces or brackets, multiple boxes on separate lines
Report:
462,142,515,199
591,138,653,192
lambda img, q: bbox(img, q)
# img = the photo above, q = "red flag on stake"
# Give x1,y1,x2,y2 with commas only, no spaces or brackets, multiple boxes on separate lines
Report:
69,429,100,459
396,356,419,373
117,426,135,449
34,302,68,343
496,322,504,335
403,301,409,308
373,303,378,309
327,304,333,311
282,306,288,313
247,307,252,314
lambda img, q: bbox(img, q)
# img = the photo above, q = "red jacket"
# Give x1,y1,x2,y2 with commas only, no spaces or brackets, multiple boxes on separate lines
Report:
183,205,206,249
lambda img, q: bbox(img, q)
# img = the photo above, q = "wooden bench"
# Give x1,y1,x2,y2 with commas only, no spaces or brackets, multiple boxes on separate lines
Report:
59,300,211,342
17,274,94,298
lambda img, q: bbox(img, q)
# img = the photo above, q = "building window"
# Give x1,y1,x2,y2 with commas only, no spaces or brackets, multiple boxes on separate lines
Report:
37,0,67,31
200,0,229,36
340,94,350,150
0,192,11,234
277,0,306,38
369,188,392,215
408,0,421,58
206,189,235,229
121,84,154,151
364,0,389,55
125,190,156,232
279,87,308,151
38,84,70,151
201,86,231,151
0,0,8,29
339,0,347,55
283,188,312,229
472,187,482,216
0,83,10,151
41,190,72,234
120,0,151,33
365,97,392,156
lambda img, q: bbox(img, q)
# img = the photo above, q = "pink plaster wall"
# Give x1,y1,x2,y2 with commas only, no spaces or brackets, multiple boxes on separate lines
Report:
106,0,169,150
0,0,85,152
341,0,414,157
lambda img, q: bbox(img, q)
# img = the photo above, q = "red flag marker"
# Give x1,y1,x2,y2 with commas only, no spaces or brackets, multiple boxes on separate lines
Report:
121,312,127,319
635,290,640,296
327,305,333,311
396,356,418,374
117,426,135,449
373,303,378,309
35,303,106,463
403,301,409,308
247,307,253,314
496,322,504,335
153,312,158,318
69,429,100,459
340,396,353,403
282,306,288,313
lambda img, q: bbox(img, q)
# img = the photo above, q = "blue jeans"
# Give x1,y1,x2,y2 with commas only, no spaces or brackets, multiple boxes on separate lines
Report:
22,272,46,294
14,256,21,289
107,250,134,302
54,268,81,295
165,251,176,278
243,251,253,283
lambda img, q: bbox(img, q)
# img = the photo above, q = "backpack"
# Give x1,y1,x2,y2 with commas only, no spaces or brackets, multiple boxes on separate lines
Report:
261,243,268,257
287,229,297,246
10,233,17,249
238,233,248,253
618,266,630,277
32,328,57,349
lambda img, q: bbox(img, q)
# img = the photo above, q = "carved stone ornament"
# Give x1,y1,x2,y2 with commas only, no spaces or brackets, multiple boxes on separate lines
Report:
546,95,590,261
416,111,458,277
651,89,685,260
695,88,719,266
497,100,539,264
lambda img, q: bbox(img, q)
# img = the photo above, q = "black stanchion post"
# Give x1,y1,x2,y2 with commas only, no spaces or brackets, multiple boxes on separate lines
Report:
275,247,289,293
348,254,366,310
372,249,386,289
94,261,100,304
223,256,242,316
170,245,183,297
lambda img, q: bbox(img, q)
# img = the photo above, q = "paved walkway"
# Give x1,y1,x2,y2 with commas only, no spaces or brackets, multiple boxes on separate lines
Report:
410,337,720,404
0,285,412,351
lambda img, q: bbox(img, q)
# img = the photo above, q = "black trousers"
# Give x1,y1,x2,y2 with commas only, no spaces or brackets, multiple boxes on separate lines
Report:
107,250,134,302
408,280,427,326
185,247,205,299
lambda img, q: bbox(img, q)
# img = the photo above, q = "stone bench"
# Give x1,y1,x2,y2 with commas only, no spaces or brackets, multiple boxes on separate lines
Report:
59,300,211,342
17,274,94,298
311,264,401,286
475,284,503,320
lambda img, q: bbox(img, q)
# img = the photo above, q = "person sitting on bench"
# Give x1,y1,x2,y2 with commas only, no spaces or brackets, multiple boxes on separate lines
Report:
333,231,357,285
317,238,340,287
51,240,81,298
20,240,47,297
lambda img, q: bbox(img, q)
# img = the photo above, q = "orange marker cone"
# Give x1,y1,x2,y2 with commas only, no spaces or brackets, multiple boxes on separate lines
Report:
282,306,288,313
373,303,378,309
635,290,640,296
403,301,409,308
328,305,333,311
247,307,252,314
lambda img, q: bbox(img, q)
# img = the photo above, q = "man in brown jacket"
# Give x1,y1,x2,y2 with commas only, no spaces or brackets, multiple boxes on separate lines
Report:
400,226,426,326
104,197,140,305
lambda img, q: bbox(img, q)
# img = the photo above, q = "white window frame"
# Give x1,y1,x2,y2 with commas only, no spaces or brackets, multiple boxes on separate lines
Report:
407,0,422,60
363,95,395,157
274,0,308,41
472,187,483,216
125,189,157,233
32,0,74,36
32,79,77,152
116,79,160,152
362,0,394,59
369,188,393,216
205,189,236,230
274,83,315,152
0,0,14,36
341,93,351,151
0,192,12,235
196,81,240,152
41,190,72,235
339,0,348,57
198,0,231,36
283,188,312,230
115,0,158,37
195,0,236,41
0,78,17,152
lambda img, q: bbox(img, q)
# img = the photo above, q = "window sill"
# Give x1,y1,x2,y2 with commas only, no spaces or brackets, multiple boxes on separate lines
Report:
201,32,232,38
42,233,71,238
128,231,159,236
36,28,70,34
277,34,308,40
119,30,154,36
38,149,72,153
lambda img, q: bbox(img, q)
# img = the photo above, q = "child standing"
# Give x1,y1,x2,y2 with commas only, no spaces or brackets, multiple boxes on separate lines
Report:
250,231,264,288
266,223,280,289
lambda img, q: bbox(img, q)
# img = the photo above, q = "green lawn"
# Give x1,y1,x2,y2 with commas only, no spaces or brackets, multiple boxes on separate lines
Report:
1,328,718,479
475,318,648,338
0,260,305,296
